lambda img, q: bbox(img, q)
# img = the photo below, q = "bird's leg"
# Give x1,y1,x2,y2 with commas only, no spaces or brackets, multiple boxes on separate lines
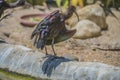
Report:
42,38,57,59
45,45,48,55
51,38,56,56
43,45,55,58
43,45,51,58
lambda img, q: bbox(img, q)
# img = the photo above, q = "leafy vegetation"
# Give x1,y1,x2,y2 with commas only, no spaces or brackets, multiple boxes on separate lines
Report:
26,0,45,5
6,0,120,9
55,0,85,8
5,0,120,18
0,69,36,80
99,0,120,10
56,0,69,8
94,0,120,19
6,0,45,5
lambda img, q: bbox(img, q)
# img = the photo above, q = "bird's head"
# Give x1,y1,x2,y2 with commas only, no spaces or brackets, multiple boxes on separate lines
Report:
65,5,79,21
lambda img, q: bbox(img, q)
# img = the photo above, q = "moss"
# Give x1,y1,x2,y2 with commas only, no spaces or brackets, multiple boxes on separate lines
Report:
0,68,50,80
6,0,45,5
0,68,35,80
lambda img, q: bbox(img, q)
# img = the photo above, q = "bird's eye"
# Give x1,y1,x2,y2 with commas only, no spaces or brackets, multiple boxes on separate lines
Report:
42,26,46,28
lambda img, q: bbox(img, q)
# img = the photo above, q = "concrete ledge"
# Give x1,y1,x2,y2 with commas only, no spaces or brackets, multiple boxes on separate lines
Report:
0,43,120,80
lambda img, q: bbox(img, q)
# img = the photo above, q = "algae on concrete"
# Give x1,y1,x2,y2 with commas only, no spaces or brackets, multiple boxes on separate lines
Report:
0,68,37,80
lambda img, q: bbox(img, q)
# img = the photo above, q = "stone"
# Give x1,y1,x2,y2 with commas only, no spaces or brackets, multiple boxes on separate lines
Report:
73,19,101,39
63,54,79,61
10,32,20,41
67,4,107,29
3,32,10,38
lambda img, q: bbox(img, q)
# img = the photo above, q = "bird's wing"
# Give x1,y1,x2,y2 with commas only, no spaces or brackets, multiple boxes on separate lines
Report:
46,22,76,45
46,29,76,45
32,25,50,49
31,10,60,39
0,0,8,17
31,10,61,49
0,7,4,18
9,0,26,8
0,0,25,20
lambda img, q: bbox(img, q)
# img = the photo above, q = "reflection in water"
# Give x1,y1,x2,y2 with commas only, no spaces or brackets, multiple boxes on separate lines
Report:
42,55,72,77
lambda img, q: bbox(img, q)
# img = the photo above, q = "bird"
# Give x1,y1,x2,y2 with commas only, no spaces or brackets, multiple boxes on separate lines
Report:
31,5,79,56
0,0,9,18
0,0,25,21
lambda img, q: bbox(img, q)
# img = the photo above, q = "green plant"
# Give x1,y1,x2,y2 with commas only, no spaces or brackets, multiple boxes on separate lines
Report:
91,0,120,19
99,0,120,9
6,0,15,3
6,0,45,5
103,0,119,18
26,0,45,5
56,0,87,8
56,0,69,8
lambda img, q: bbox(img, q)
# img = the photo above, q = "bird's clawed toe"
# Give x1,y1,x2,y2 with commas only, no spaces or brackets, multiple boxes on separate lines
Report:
42,54,57,59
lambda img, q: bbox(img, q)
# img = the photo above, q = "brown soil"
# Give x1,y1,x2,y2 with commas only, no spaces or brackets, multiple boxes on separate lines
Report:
0,7,120,66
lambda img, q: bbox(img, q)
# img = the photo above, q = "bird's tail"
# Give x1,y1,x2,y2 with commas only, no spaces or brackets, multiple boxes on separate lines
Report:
31,25,49,50
36,38,45,50
31,30,36,39
32,33,45,50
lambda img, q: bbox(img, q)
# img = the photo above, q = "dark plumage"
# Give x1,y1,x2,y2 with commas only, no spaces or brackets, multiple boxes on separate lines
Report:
0,0,9,18
31,6,79,55
0,0,25,21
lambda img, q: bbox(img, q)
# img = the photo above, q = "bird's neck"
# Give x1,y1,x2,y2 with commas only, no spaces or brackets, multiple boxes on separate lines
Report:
64,12,73,20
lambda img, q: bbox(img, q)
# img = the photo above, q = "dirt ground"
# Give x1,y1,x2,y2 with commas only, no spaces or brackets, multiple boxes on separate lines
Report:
0,7,120,66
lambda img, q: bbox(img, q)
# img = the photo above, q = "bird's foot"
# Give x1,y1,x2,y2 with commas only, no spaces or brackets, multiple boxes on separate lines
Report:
42,54,57,59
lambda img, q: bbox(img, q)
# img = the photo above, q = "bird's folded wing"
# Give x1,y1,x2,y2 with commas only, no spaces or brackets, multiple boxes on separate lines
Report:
46,28,76,45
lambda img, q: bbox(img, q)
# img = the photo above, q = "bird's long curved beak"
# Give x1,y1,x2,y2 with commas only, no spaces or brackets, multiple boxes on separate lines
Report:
74,10,79,22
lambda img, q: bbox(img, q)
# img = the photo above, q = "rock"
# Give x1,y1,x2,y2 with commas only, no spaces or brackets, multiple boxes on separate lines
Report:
10,32,20,41
63,54,79,61
73,20,101,39
3,32,10,38
67,4,107,29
